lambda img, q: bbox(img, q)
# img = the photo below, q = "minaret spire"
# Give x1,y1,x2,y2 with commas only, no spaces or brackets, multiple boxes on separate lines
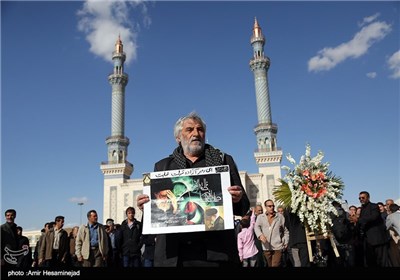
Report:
253,17,263,39
115,34,123,54
249,18,282,169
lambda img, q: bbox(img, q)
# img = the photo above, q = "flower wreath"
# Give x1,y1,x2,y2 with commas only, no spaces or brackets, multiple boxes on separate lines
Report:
273,144,345,236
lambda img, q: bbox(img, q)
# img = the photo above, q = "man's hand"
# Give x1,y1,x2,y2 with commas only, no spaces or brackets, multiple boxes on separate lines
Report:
166,190,178,214
137,194,150,211
228,185,243,203
259,234,267,244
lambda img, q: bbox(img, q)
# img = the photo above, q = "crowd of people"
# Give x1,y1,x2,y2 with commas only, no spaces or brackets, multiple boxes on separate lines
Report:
1,112,399,268
236,195,399,268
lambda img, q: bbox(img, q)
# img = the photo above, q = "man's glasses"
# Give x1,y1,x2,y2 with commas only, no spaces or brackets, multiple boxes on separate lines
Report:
359,197,367,200
266,205,275,207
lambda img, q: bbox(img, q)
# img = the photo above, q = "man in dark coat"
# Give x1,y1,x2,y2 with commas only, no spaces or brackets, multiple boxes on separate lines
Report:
38,216,69,267
16,226,33,269
205,208,225,231
358,191,390,267
119,207,142,267
137,112,250,267
1,209,19,268
284,210,310,267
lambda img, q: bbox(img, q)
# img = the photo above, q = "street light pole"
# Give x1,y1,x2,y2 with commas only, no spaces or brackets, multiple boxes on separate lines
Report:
78,202,84,225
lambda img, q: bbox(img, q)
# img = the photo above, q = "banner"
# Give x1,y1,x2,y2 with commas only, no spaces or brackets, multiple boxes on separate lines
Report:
142,165,233,234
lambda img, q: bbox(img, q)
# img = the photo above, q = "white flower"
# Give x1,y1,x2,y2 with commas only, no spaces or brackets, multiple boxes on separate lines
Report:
281,166,291,172
305,143,311,158
310,151,324,165
286,153,296,165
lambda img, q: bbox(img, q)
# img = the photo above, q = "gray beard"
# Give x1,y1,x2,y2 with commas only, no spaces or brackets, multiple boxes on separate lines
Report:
181,138,204,156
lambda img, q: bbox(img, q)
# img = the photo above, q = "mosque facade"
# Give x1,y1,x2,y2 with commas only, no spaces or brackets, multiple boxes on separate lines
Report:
101,19,282,223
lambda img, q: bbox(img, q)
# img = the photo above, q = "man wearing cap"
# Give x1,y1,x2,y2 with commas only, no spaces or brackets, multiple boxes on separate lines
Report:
151,178,178,215
150,178,187,227
205,208,225,231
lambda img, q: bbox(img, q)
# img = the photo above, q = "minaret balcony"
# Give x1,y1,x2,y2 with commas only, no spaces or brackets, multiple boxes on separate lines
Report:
254,123,278,134
254,147,282,153
106,136,130,145
108,73,128,79
250,57,270,63
249,58,270,71
108,73,128,85
112,51,126,59
250,36,265,44
100,160,133,167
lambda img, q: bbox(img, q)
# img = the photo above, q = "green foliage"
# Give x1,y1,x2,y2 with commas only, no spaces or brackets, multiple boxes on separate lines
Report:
273,179,292,208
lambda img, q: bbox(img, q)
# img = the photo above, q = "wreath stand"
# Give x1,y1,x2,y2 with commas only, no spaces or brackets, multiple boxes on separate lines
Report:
305,228,340,263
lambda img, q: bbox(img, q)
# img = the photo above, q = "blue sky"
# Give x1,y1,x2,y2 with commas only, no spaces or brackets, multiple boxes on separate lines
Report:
1,1,399,230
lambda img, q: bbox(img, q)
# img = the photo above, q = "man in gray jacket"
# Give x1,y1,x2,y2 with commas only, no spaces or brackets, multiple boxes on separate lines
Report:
75,210,109,267
254,199,289,267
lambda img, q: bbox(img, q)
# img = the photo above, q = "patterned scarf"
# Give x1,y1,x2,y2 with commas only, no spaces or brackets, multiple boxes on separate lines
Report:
172,144,223,169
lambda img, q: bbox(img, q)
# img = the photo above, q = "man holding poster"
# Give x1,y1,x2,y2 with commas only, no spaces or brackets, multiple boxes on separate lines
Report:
137,112,250,267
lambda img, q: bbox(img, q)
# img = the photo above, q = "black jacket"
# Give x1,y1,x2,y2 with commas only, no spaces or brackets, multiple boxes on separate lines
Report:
153,150,250,266
141,234,156,260
119,219,142,257
358,202,390,246
1,222,18,267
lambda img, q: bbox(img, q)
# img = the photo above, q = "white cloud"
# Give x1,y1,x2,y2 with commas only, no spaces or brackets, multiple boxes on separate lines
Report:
358,13,380,27
387,50,400,79
366,72,377,79
77,0,151,64
308,20,391,72
69,197,89,204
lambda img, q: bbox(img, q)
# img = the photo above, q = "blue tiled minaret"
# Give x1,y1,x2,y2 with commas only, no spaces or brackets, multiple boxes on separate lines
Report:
105,36,132,169
101,36,133,222
249,18,282,200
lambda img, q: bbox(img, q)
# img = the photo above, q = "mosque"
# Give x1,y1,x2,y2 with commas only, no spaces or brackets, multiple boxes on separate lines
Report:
100,19,283,224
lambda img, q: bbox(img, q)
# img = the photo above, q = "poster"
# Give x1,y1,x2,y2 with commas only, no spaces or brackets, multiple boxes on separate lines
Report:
142,165,233,234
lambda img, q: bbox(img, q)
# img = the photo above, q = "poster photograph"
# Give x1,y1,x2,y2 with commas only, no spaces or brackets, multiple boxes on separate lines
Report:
142,165,234,234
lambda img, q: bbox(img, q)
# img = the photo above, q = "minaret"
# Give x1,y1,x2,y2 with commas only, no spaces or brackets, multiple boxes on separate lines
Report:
249,18,282,201
100,36,133,222
106,36,131,166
